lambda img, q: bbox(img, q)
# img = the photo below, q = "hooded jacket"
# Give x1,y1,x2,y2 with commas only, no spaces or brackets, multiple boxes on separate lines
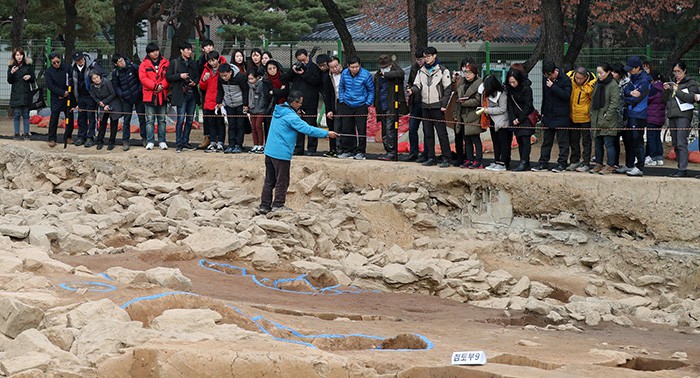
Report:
265,103,329,161
541,69,572,128
373,63,408,118
507,81,535,137
45,62,73,106
411,63,452,109
453,76,483,136
623,70,652,119
567,70,596,123
248,79,270,114
664,75,699,119
216,65,248,108
590,77,621,138
338,67,375,108
7,59,35,108
111,59,142,105
198,56,227,110
139,54,170,106
646,80,666,125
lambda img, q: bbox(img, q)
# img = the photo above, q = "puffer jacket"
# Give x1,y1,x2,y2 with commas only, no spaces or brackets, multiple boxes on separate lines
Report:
248,79,270,114
590,77,621,138
507,83,535,137
541,69,572,128
7,61,35,108
72,54,103,99
411,63,451,109
646,80,665,125
453,77,483,135
664,75,699,119
111,59,142,105
139,54,170,106
198,56,227,110
265,103,329,161
623,70,652,119
216,65,248,108
486,91,508,131
373,63,408,118
338,67,375,108
567,70,596,123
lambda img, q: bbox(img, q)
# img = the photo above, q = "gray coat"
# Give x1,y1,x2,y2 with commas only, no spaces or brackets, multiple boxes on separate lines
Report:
664,76,699,119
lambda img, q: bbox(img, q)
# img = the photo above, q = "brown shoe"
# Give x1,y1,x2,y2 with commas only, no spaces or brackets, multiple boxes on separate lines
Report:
66,138,73,145
198,136,210,149
47,141,56,148
590,164,603,174
599,165,615,175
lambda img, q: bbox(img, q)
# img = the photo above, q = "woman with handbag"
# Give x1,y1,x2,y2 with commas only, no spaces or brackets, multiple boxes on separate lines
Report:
7,47,36,141
506,68,536,171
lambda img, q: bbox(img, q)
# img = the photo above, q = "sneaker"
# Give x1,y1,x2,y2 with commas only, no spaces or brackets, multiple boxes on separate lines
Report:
575,164,590,172
258,206,271,215
422,158,437,166
354,153,366,160
65,138,73,145
74,138,84,146
256,146,264,154
378,154,396,161
551,165,565,173
323,150,338,158
459,160,473,169
491,164,506,172
600,165,615,175
646,160,657,166
96,143,103,150
123,142,130,151
626,167,643,177
248,146,258,153
13,134,20,141
614,166,631,174
183,143,195,151
47,140,56,148
416,156,428,164
176,147,182,153
224,147,234,154
670,170,687,178
159,142,168,150
484,163,497,171
531,164,548,172
590,164,603,174
468,162,485,169
566,162,581,171
513,162,530,172
402,154,418,162
216,144,224,152
232,145,243,153
438,160,450,168
205,144,217,153
84,138,95,148
145,142,154,150
644,156,654,165
270,206,293,213
107,143,114,151
655,159,664,166
337,152,354,159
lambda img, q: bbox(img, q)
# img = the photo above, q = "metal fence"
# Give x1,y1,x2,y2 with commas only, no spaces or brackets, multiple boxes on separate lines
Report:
2,37,699,111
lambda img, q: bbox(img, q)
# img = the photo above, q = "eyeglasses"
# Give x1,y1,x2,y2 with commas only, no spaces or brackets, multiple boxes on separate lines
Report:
51,60,61,65
673,70,683,73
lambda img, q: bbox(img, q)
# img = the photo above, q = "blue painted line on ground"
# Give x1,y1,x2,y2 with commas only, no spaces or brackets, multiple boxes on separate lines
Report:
58,281,117,292
98,273,114,281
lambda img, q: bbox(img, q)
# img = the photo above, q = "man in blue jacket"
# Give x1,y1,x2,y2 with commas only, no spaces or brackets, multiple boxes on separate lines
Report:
617,55,651,177
337,56,375,160
259,91,338,214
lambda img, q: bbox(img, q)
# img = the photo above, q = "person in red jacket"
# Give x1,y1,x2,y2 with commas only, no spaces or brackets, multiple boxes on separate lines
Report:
199,50,227,152
138,42,170,150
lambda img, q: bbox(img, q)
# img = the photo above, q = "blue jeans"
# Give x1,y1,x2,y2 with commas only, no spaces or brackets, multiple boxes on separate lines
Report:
408,107,422,156
12,106,30,134
175,92,196,147
645,123,663,161
122,101,146,142
595,136,617,166
145,105,167,144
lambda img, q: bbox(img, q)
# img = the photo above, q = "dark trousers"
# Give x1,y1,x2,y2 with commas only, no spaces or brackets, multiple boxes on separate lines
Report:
203,109,225,143
408,107,422,156
77,96,97,140
621,118,646,169
48,100,74,142
260,156,291,210
380,113,397,154
595,135,617,166
538,127,570,167
465,134,483,162
121,101,146,142
516,135,532,163
454,125,465,162
613,132,622,166
96,111,120,144
326,114,337,152
294,107,318,154
338,103,368,154
225,105,245,147
422,108,451,160
491,127,513,167
645,123,664,160
669,117,692,170
570,122,592,165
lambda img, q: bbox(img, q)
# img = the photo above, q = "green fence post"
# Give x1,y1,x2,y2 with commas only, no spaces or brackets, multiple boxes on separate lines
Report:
46,37,52,104
564,42,569,55
485,41,491,74
264,37,269,51
337,39,343,63
646,44,651,61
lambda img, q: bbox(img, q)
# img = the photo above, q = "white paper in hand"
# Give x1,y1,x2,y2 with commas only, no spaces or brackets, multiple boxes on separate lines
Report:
451,351,487,365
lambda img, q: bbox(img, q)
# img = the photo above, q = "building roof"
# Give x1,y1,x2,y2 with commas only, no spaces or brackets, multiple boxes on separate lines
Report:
301,14,538,44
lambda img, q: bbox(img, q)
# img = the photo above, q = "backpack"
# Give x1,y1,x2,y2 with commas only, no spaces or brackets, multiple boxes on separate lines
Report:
83,55,105,92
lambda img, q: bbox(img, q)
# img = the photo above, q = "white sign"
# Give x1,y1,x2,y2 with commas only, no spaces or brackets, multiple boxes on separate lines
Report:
451,351,487,365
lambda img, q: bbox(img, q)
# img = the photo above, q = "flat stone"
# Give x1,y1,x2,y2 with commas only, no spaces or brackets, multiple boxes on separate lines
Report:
104,267,149,285
580,255,599,267
0,224,30,239
618,296,652,309
67,299,130,329
151,309,222,333
146,267,192,291
166,196,193,220
510,276,531,297
612,283,647,297
297,171,325,194
529,281,553,300
486,269,513,291
0,298,44,338
517,339,541,347
255,219,292,234
382,264,417,284
412,214,438,229
180,227,244,258
585,311,601,326
362,189,382,201
0,352,50,376
406,258,447,282
134,239,169,251
550,212,579,229
251,247,279,271
343,253,368,272
0,255,23,274
635,275,664,286
537,245,566,258
547,310,564,323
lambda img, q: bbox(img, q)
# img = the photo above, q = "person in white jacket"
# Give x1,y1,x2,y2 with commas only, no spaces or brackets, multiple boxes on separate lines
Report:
480,75,510,171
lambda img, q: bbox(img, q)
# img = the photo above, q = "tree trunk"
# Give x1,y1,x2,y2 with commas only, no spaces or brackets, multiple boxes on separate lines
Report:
10,0,28,49
523,25,546,74
114,0,159,59
666,28,700,74
541,0,564,66
563,0,591,67
63,0,77,60
407,0,428,60
319,0,357,62
169,0,196,59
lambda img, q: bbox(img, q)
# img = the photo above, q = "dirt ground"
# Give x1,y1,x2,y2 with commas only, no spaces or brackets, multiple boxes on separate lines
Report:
1,117,700,377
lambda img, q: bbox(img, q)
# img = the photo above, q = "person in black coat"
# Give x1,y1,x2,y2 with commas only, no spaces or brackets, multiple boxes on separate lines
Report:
44,52,75,147
316,54,338,157
506,68,535,171
404,48,425,161
166,42,201,151
288,48,323,155
7,47,36,140
262,60,290,140
532,60,572,172
111,54,145,150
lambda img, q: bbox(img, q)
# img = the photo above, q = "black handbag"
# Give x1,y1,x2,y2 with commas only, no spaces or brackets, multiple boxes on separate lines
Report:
30,83,46,110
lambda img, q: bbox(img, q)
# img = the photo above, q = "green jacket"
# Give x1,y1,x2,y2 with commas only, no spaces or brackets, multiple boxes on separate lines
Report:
590,79,620,138
452,76,483,135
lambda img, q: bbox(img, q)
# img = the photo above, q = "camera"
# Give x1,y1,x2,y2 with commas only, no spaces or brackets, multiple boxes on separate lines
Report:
293,63,303,71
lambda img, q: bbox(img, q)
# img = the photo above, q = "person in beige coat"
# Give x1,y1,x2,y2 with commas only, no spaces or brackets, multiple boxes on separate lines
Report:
453,61,484,168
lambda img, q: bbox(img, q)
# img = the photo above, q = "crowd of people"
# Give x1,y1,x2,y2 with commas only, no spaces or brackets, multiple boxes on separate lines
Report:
6,42,700,177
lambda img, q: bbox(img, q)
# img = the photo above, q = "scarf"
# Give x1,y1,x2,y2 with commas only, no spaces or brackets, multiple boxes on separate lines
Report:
268,72,285,104
592,74,613,110
424,58,441,72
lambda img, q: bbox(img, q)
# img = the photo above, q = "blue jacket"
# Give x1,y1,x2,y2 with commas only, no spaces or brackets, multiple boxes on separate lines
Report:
338,67,375,108
624,70,651,119
111,59,142,105
265,103,329,161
